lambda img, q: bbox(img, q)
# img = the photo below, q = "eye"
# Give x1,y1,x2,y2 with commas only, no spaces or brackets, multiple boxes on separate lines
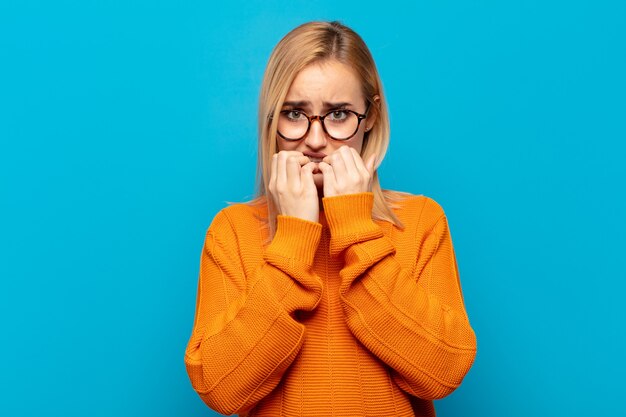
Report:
328,109,348,121
281,110,305,121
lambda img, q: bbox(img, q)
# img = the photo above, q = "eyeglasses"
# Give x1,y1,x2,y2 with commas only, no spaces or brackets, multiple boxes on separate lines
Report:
275,103,371,141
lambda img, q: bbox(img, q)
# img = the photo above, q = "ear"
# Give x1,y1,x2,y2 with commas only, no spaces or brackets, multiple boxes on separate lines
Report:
365,94,380,132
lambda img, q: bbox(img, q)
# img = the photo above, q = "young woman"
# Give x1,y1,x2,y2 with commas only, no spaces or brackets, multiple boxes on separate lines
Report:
184,21,477,417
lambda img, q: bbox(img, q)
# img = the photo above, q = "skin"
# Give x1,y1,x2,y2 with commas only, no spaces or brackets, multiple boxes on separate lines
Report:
268,59,379,223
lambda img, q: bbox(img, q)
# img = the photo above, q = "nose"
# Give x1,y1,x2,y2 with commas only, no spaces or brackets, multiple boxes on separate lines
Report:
304,116,328,150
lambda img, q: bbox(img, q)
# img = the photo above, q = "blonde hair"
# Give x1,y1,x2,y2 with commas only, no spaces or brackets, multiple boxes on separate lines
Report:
246,20,411,239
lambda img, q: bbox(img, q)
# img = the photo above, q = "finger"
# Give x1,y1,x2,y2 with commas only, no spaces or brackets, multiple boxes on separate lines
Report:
276,151,288,188
284,150,306,160
317,161,337,197
323,150,347,183
348,147,369,177
300,162,317,190
318,161,335,182
338,146,360,177
286,155,301,188
281,151,309,168
269,153,278,194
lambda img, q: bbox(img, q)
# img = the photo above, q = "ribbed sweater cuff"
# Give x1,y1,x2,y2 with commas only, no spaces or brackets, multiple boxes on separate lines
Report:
266,215,322,265
322,192,383,255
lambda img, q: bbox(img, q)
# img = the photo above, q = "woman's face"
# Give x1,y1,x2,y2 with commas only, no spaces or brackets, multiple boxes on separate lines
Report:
276,59,375,189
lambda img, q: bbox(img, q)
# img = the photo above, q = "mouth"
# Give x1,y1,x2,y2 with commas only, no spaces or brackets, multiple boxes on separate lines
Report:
308,158,323,174
304,153,326,164
310,161,322,174
304,154,325,174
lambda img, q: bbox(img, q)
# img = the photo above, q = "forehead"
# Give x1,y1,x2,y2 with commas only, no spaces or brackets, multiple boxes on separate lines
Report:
285,60,363,104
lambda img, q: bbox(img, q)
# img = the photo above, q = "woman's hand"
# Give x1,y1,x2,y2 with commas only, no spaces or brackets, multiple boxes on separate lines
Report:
268,150,319,223
318,146,377,198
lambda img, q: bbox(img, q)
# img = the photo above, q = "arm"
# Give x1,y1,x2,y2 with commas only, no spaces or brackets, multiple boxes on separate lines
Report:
324,192,477,400
184,210,323,415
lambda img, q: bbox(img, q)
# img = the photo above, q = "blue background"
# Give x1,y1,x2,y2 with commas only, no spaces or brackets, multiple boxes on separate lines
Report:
1,1,624,416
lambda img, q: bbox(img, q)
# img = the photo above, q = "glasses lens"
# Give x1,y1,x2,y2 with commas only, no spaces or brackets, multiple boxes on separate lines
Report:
277,109,361,140
323,110,359,140
277,110,308,140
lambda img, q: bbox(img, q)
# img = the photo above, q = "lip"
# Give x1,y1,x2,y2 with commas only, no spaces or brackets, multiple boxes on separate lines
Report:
304,152,326,164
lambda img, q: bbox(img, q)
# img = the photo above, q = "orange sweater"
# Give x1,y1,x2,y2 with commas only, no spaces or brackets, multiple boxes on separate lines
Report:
184,192,476,416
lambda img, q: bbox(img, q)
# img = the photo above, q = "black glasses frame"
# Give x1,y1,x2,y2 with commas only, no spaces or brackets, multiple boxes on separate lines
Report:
276,102,371,141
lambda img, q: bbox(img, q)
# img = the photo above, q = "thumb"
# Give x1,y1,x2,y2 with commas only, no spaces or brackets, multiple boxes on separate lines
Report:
301,162,316,188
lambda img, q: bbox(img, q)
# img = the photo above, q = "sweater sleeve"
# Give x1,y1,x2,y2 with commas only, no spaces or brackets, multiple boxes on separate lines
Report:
323,192,477,401
184,210,323,415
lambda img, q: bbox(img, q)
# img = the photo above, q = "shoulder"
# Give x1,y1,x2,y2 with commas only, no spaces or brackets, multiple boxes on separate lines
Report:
383,189,447,229
206,197,268,237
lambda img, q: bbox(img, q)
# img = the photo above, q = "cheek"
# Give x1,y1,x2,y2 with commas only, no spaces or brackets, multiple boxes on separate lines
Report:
276,138,299,152
342,134,364,154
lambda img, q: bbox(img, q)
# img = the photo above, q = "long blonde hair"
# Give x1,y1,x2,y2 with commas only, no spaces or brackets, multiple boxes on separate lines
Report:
246,20,410,239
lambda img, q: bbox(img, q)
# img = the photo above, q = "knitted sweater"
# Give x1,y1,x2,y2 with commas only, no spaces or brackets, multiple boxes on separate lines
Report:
184,192,477,416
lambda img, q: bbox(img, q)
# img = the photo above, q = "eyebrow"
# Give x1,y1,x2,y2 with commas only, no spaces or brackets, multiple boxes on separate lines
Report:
282,100,354,109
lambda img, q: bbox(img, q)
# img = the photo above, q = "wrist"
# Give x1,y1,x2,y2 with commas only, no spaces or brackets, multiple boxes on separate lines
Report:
267,215,322,264
322,192,381,236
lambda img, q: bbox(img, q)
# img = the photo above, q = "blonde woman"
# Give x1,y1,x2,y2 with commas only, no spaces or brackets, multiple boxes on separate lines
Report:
184,21,477,417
